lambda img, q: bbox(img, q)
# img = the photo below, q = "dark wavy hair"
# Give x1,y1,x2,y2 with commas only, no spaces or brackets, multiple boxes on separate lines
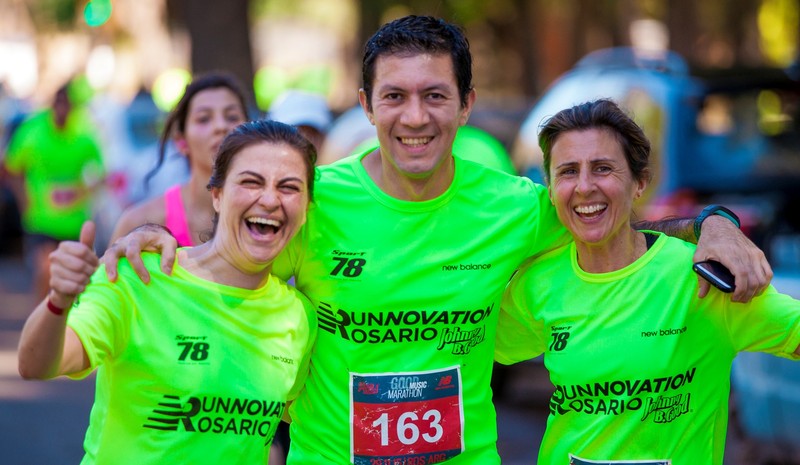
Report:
362,15,473,110
206,119,317,235
538,99,652,184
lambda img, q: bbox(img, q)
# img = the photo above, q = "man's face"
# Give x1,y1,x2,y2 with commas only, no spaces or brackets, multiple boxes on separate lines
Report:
52,91,71,129
359,53,475,180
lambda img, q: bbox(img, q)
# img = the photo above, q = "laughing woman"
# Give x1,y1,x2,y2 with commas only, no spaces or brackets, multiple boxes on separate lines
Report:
17,120,317,464
495,99,800,465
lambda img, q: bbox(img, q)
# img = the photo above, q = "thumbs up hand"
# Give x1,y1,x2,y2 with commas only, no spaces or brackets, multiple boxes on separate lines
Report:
48,221,100,310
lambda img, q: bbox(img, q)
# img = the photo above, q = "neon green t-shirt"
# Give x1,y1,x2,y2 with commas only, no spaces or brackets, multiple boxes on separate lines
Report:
4,109,104,239
496,233,800,465
273,151,568,464
67,254,317,465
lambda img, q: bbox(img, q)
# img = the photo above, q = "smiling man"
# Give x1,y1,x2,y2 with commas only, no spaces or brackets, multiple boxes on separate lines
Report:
269,15,770,465
104,15,772,465
272,18,562,464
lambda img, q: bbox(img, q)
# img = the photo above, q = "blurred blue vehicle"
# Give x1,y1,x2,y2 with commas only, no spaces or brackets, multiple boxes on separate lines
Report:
512,47,800,463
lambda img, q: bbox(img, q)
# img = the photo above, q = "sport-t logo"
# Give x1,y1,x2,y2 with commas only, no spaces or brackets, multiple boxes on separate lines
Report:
329,250,368,278
175,335,210,363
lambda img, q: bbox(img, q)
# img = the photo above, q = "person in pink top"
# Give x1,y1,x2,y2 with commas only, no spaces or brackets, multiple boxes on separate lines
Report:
110,72,249,246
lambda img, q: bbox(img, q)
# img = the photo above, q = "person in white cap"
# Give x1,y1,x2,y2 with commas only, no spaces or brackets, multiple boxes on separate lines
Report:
268,90,332,151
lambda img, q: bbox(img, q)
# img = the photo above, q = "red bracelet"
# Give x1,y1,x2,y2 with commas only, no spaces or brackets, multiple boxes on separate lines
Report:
46,299,66,316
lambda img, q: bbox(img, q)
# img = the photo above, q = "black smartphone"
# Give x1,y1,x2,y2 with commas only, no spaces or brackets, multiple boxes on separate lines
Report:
692,260,736,293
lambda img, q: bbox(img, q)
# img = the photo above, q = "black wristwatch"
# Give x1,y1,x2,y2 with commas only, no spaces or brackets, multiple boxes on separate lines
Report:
694,205,741,239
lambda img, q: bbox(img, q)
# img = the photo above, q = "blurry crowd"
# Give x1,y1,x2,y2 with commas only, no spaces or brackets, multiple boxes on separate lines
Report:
0,73,518,294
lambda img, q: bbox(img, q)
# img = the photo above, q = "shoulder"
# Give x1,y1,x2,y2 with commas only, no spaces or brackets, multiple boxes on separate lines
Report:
310,155,367,204
115,254,166,284
269,277,318,328
87,254,162,291
6,113,45,153
522,242,571,271
646,232,697,262
458,159,547,199
110,196,167,242
15,111,48,133
292,288,318,326
316,154,360,181
511,243,571,291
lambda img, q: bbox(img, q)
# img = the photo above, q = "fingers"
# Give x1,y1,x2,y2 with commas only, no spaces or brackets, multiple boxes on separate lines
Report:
697,277,710,299
99,242,122,282
124,241,151,284
726,248,771,303
139,226,177,275
100,236,150,283
48,239,99,298
100,225,177,283
160,242,176,276
79,221,96,249
694,217,773,303
750,252,772,298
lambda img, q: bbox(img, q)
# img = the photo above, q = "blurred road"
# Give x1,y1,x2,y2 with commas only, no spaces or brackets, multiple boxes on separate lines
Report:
0,253,95,464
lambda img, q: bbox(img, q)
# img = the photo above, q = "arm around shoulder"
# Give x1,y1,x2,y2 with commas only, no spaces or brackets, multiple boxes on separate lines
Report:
104,199,177,283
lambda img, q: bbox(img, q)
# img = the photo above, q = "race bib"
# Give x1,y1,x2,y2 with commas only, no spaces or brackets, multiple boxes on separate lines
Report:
50,185,80,208
350,367,464,465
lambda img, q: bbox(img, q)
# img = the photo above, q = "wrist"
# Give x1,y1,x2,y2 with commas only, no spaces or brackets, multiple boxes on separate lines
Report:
46,292,73,316
136,223,174,237
694,205,740,240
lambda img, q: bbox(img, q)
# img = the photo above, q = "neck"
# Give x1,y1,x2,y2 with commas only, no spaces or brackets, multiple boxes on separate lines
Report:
362,149,454,201
179,243,271,290
181,174,214,217
575,228,647,273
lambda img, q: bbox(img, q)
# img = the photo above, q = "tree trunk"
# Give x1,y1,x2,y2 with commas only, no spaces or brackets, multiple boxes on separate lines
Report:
666,0,697,60
180,0,255,102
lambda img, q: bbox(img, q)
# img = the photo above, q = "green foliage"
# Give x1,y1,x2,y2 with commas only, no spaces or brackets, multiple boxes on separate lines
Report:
446,0,516,23
29,0,79,29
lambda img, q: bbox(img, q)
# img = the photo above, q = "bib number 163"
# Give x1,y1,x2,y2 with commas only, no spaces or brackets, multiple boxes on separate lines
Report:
351,368,464,464
373,409,444,446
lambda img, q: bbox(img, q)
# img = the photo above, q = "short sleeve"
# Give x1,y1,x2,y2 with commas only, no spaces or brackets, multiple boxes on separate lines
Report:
66,265,130,378
285,291,318,401
723,286,800,360
3,119,32,174
495,263,547,365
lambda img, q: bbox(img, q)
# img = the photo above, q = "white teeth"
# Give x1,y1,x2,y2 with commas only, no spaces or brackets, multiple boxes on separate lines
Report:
246,217,280,227
574,204,606,214
400,137,431,146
